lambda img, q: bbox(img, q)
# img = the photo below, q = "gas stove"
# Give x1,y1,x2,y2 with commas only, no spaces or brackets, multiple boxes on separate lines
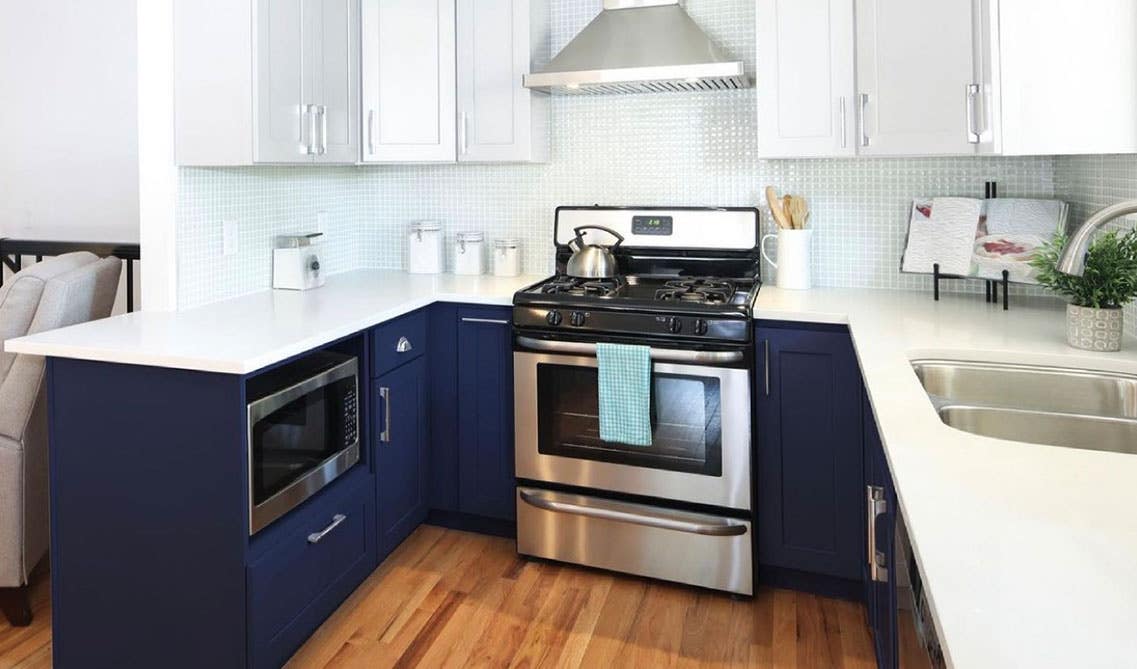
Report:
513,206,761,344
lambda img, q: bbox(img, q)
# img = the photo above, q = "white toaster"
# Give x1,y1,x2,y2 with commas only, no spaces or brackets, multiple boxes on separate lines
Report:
273,233,326,291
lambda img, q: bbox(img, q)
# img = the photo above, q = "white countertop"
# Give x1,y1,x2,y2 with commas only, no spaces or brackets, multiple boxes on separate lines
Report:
757,288,1137,669
4,270,542,374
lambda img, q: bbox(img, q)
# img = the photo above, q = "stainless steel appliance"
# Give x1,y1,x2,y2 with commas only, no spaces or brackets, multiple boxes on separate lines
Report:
513,206,760,594
247,351,360,534
566,225,624,278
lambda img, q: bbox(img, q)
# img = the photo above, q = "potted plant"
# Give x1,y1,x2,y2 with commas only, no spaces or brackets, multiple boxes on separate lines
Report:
1031,229,1137,352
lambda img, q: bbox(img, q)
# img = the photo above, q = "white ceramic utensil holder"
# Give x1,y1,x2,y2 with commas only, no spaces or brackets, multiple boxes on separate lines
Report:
761,229,813,290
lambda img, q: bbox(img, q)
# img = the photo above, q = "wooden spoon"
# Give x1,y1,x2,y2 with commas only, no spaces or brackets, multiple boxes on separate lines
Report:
765,186,792,230
788,196,810,230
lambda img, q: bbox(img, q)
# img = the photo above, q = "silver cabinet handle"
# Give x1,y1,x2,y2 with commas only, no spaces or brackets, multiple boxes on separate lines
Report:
318,105,328,155
839,96,848,149
458,112,469,156
395,336,413,353
867,485,888,583
379,386,391,443
307,513,347,544
461,317,510,325
763,339,770,396
367,109,376,156
966,83,981,144
519,489,748,537
515,336,743,365
858,93,870,147
306,104,318,155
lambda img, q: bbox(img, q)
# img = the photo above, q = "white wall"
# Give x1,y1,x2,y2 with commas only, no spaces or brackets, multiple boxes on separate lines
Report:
0,0,142,312
0,0,140,241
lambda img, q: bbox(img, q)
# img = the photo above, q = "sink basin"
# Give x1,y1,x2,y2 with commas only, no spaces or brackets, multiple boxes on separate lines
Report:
911,360,1137,454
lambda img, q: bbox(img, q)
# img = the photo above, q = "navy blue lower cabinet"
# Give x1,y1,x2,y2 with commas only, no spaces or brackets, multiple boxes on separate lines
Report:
455,306,516,522
755,322,865,587
864,396,899,669
374,356,429,558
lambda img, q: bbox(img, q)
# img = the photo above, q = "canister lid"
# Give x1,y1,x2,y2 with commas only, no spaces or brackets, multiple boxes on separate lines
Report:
410,220,442,232
493,238,520,248
456,231,485,242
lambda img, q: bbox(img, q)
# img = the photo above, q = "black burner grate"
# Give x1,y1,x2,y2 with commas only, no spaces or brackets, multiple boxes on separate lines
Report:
654,278,736,305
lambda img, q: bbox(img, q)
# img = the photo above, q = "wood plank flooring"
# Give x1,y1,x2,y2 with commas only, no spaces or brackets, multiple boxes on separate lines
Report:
287,526,877,668
0,526,881,668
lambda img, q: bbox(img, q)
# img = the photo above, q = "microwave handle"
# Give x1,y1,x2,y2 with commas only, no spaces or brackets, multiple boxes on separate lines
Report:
515,336,743,365
379,386,391,443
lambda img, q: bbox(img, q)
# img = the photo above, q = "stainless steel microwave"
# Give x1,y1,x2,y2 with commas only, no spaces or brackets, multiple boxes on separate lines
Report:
246,351,360,535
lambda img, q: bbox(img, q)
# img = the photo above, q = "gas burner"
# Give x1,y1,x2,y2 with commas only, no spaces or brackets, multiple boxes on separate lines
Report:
540,276,622,298
654,278,736,305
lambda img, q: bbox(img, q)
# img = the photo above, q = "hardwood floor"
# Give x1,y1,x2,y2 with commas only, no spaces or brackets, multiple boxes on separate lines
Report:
287,526,877,668
0,526,878,668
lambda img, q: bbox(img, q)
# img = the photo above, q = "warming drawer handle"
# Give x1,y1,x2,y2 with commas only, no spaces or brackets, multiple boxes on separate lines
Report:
307,513,347,544
518,489,748,537
515,336,744,365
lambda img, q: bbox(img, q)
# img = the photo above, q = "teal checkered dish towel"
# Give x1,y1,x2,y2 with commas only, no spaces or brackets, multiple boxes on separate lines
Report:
596,343,653,447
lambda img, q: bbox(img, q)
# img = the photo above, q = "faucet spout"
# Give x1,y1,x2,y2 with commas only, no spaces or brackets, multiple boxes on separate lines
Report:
1057,199,1137,276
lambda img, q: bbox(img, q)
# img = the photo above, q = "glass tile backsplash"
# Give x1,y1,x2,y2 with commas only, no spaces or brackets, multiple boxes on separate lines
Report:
177,0,1061,309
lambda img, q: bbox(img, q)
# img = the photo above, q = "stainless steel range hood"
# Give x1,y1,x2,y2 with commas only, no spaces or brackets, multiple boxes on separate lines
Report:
522,0,749,95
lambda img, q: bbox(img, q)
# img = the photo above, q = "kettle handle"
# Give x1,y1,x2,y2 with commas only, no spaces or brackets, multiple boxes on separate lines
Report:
572,225,625,249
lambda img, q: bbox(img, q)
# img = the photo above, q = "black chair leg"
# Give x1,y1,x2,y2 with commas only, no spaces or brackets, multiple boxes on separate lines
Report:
0,585,32,627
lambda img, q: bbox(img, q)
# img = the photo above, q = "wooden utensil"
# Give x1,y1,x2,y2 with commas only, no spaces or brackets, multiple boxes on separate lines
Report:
783,195,793,228
788,196,810,230
765,186,792,230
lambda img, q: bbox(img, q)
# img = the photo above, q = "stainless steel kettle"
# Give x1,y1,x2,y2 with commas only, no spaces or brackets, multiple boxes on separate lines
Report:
566,225,624,278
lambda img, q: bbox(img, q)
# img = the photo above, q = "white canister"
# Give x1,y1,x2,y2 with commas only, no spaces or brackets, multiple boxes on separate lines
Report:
407,221,444,274
492,238,521,277
761,229,813,290
453,232,485,275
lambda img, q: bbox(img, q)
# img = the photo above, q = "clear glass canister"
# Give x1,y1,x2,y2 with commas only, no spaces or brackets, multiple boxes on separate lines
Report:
492,238,521,277
453,231,485,276
407,221,444,274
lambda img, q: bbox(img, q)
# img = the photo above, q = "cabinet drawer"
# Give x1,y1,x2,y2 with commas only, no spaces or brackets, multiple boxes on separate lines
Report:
248,474,375,669
371,309,427,377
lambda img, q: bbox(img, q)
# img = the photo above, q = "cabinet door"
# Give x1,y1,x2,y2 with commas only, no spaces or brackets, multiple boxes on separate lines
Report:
308,0,361,163
374,357,429,558
756,325,864,580
854,0,976,155
456,307,515,521
360,0,457,163
255,0,314,163
756,0,855,158
864,395,898,669
456,0,548,163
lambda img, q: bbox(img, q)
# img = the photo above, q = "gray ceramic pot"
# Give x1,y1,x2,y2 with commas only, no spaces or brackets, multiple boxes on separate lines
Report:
1066,304,1123,352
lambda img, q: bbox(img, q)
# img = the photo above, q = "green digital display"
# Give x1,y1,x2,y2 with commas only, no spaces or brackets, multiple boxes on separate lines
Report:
632,215,674,236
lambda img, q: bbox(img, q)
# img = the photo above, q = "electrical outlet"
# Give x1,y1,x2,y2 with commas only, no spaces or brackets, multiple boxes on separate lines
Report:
222,219,238,256
316,210,329,234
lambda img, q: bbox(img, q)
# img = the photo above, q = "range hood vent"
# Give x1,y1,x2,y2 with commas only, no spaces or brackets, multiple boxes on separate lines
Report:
523,0,749,95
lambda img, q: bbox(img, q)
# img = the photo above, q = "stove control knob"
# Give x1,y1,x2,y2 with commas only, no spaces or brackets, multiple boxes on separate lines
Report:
667,317,683,334
546,310,563,326
693,319,709,336
570,311,586,327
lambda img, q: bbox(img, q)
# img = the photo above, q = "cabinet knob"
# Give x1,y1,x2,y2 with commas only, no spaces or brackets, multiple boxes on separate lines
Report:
396,336,413,353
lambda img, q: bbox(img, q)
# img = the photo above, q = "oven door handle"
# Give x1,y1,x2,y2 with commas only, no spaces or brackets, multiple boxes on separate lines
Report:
518,489,748,537
514,336,744,365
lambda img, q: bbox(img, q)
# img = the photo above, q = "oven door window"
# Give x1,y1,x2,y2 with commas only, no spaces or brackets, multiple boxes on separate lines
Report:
250,376,355,506
536,363,723,476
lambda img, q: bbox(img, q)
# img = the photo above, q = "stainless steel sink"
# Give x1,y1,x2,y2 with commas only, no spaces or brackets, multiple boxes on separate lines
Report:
911,360,1137,454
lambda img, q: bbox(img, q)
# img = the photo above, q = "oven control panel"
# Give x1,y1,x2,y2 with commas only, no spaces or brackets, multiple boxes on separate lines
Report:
515,307,749,342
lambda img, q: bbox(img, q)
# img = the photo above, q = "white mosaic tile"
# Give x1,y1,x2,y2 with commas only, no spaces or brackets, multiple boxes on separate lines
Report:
177,0,1060,309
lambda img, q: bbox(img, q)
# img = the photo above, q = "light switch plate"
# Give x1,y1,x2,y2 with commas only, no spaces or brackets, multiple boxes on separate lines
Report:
222,219,238,256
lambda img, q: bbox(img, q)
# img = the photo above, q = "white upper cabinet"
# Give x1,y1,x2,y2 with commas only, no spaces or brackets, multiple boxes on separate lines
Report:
360,0,456,163
854,0,976,156
456,0,549,163
756,0,855,158
177,0,359,165
979,0,1137,156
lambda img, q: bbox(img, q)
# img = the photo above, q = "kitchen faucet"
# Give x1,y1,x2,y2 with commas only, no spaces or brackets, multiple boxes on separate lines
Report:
1057,199,1137,276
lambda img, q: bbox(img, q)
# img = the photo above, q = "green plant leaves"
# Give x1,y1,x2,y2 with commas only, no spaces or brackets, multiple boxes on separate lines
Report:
1029,228,1137,308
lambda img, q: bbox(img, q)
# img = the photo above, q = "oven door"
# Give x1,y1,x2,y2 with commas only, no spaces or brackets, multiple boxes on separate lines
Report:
247,359,360,534
514,339,751,511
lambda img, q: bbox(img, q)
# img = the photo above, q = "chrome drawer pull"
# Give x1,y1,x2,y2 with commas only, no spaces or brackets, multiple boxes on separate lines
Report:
396,336,413,353
519,489,747,537
867,485,888,582
461,317,510,325
307,513,347,544
379,387,391,443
